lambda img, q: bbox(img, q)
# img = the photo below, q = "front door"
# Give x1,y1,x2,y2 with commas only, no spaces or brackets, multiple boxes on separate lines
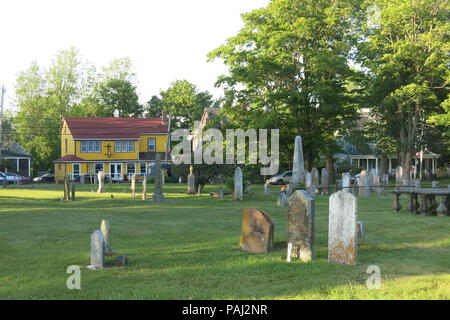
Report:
110,163,123,181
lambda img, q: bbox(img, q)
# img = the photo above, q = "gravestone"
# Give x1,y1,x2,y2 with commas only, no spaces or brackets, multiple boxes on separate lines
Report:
264,182,271,195
321,168,329,195
328,190,358,265
152,154,165,203
187,165,196,194
131,175,136,196
292,136,305,185
342,173,351,193
305,172,312,188
285,184,293,197
240,208,274,254
89,230,105,270
381,174,389,188
308,185,316,198
234,167,243,201
371,175,381,195
97,171,105,193
179,177,182,184
80,175,85,184
432,181,439,188
287,190,315,262
71,183,76,201
277,192,287,207
359,170,369,197
64,175,71,200
94,174,98,185
311,168,319,187
100,220,113,255
396,166,403,185
357,221,365,242
142,177,147,200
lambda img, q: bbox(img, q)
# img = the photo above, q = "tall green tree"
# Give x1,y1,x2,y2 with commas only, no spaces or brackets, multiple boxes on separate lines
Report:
145,95,164,118
208,0,361,171
359,0,449,177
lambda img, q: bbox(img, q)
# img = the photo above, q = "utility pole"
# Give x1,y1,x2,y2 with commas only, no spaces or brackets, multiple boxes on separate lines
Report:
0,84,5,161
164,111,172,164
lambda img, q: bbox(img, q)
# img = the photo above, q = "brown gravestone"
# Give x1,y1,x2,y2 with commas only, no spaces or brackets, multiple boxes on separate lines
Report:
240,208,274,254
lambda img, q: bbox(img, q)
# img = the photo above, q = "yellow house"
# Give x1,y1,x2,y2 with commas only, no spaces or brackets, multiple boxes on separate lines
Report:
54,117,169,182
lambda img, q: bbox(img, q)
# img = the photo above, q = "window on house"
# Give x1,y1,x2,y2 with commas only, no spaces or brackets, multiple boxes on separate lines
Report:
81,141,101,153
73,164,80,176
115,140,135,152
148,138,156,152
95,163,103,173
140,163,146,175
127,163,136,175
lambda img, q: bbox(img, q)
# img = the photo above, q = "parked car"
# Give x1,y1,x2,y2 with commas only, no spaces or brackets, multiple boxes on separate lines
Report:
4,173,30,184
33,173,55,183
267,171,292,185
0,172,6,184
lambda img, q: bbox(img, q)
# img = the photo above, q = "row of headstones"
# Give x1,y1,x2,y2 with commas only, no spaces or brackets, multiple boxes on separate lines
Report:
241,190,361,265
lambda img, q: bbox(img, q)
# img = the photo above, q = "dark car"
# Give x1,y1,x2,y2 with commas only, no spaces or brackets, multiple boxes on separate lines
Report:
33,173,55,183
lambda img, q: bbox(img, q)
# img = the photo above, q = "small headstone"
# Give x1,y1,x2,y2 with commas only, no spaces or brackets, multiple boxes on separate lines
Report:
285,184,293,197
311,167,319,187
292,136,305,185
277,192,287,207
264,182,271,195
187,165,196,194
179,177,182,184
287,190,315,262
381,174,389,187
342,173,351,192
308,185,316,198
240,208,274,254
80,175,86,184
328,190,358,265
131,175,136,196
89,230,105,270
142,177,147,200
305,172,312,188
100,220,113,255
357,221,364,241
234,167,243,201
321,168,329,195
396,166,403,184
371,175,381,195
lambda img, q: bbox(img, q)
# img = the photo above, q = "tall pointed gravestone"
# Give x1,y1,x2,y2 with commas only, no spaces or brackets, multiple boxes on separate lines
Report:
287,190,315,262
187,165,196,194
234,167,243,201
100,220,114,255
292,136,305,185
240,208,274,254
152,154,165,203
311,168,319,187
328,190,358,265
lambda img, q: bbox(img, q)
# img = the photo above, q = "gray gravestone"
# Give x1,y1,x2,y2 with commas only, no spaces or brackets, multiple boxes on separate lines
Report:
287,190,315,262
328,190,358,265
285,184,293,197
381,174,389,188
152,154,165,203
264,182,271,195
359,170,369,197
396,166,403,184
305,172,312,188
89,230,105,269
234,167,243,201
342,172,351,193
277,192,287,207
187,165,196,194
142,177,147,200
131,175,136,196
311,168,319,187
80,175,85,184
321,168,329,195
292,136,305,185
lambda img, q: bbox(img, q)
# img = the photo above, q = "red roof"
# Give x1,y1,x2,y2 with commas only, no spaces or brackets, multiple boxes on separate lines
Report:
53,155,86,162
64,117,168,139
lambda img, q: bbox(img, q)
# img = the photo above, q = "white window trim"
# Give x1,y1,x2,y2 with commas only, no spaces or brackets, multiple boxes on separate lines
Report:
148,138,156,152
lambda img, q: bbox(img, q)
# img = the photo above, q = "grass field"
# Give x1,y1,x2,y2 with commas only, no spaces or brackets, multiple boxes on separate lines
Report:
0,181,449,300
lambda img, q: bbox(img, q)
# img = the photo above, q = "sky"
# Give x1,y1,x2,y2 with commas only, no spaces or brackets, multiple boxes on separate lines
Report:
0,0,270,113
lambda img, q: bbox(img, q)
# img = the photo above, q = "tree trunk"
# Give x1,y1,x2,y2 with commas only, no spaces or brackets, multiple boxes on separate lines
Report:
380,154,388,175
304,148,313,172
326,157,335,184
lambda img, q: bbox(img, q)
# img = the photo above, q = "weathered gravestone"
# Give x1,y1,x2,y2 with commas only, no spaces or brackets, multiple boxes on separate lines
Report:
187,165,196,194
277,192,287,207
239,208,274,254
97,171,105,193
152,154,165,203
342,172,351,193
311,168,319,187
264,182,271,195
305,172,312,188
70,182,76,201
308,185,316,198
321,168,329,195
359,170,370,197
64,175,71,200
381,174,389,188
131,175,136,196
234,167,243,201
328,191,358,265
287,190,315,262
80,175,85,184
100,220,114,255
88,230,105,270
292,136,305,185
142,177,147,200
396,166,403,185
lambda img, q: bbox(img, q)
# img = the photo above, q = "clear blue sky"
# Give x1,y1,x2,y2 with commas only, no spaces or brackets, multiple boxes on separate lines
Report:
0,0,270,112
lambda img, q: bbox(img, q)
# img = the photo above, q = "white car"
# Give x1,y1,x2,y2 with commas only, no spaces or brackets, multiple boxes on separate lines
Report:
266,171,292,185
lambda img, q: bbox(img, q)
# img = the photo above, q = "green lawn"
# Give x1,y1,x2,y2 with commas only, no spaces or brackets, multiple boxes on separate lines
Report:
0,182,449,300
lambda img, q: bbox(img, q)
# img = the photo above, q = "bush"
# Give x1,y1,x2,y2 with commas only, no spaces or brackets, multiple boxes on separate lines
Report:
336,160,361,175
